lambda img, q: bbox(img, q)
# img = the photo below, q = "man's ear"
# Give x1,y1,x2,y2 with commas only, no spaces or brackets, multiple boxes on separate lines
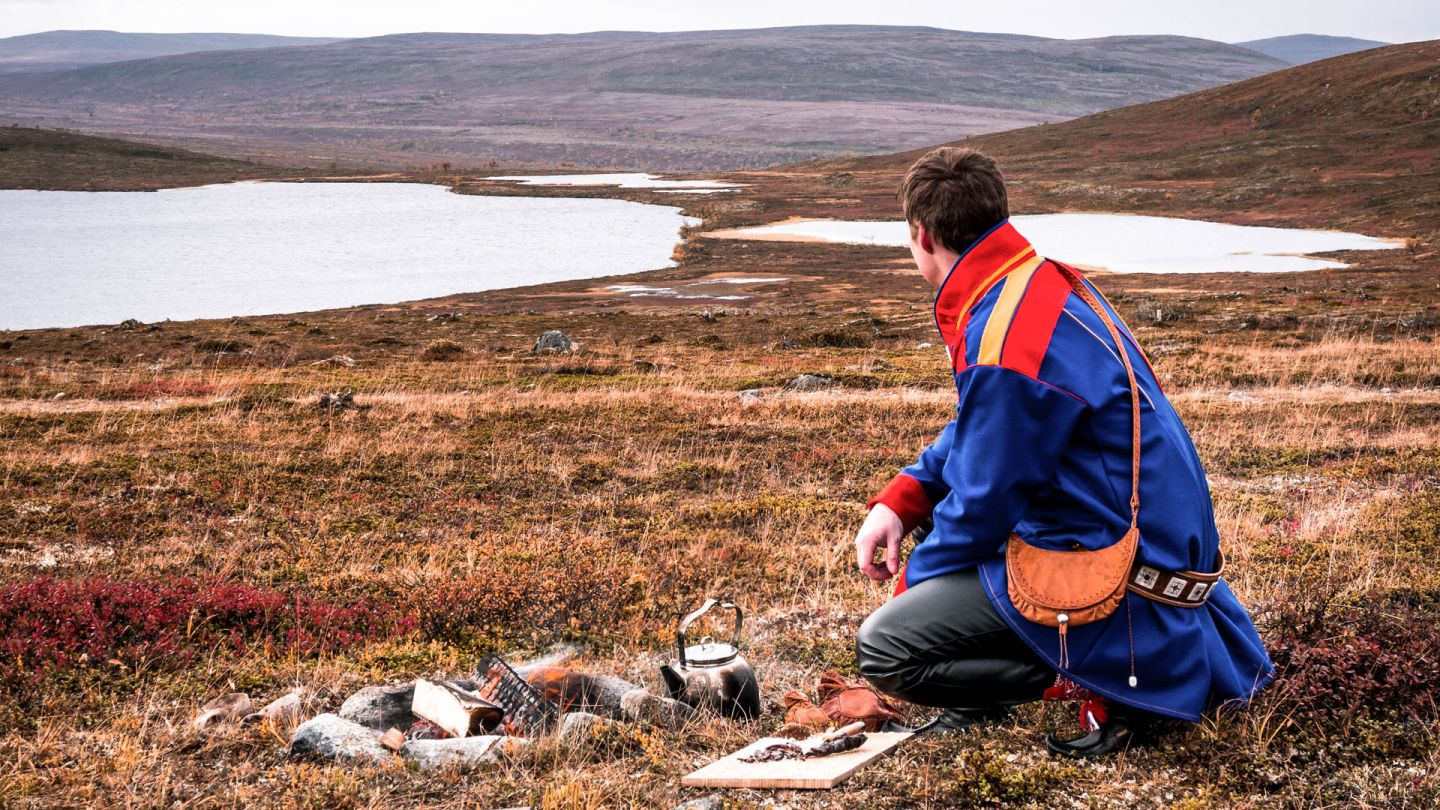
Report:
915,224,935,255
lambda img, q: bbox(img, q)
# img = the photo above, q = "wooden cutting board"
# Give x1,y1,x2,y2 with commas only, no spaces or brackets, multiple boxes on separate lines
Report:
681,731,911,790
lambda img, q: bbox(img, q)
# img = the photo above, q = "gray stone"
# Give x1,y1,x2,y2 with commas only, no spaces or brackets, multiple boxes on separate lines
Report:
672,795,725,810
316,388,356,412
337,679,478,730
738,389,762,407
400,735,527,772
557,711,605,742
620,688,696,729
338,683,416,730
289,713,390,763
578,673,642,715
784,373,833,392
532,330,575,353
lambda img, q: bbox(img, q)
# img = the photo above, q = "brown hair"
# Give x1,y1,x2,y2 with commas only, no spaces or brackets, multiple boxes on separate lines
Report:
898,147,1009,254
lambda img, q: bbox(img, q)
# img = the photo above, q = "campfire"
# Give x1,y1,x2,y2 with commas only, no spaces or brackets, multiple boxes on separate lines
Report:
273,648,697,771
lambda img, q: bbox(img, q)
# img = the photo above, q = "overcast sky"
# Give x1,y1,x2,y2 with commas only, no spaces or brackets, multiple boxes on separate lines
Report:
1,0,1434,43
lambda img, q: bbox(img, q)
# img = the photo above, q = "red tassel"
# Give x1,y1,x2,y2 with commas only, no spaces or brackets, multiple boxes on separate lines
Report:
1079,699,1109,731
1043,676,1111,732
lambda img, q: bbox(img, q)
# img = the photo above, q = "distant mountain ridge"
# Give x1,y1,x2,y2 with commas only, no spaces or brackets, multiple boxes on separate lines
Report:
0,29,345,74
0,25,1287,170
1235,34,1389,65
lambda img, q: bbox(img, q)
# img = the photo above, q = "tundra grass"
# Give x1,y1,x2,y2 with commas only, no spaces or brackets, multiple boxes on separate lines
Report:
1,258,1437,807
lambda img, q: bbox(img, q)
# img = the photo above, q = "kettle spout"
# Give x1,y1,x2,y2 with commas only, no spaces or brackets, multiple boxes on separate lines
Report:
659,665,686,700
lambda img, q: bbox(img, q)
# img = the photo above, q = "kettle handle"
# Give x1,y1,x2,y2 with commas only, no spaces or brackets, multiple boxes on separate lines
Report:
675,597,744,667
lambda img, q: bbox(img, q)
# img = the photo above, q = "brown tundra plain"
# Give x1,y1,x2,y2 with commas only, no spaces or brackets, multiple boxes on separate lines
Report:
2,41,1439,809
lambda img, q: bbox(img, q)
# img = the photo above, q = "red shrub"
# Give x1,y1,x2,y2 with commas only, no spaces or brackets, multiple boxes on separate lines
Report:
111,379,216,400
1260,589,1440,733
418,549,633,648
0,577,414,692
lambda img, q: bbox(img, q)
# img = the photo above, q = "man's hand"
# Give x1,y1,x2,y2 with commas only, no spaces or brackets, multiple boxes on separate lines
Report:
855,503,905,581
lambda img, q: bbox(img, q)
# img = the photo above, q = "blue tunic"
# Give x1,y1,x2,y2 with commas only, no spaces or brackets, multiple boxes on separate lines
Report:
868,218,1273,721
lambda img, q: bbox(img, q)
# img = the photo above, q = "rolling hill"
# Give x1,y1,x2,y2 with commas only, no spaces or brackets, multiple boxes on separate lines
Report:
0,25,1287,170
744,39,1438,240
1236,33,1390,65
0,126,303,190
0,30,344,74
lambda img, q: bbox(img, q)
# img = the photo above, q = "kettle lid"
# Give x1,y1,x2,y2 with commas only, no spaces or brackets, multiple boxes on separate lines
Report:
682,636,738,667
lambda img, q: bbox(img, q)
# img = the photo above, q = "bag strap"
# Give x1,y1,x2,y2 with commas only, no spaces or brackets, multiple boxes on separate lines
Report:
1052,262,1141,530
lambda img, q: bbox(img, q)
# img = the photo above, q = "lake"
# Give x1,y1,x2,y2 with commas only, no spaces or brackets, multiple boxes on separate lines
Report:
707,213,1403,274
0,182,698,331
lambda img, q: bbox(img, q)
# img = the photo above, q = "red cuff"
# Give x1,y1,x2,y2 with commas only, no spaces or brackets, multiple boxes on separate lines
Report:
866,473,933,535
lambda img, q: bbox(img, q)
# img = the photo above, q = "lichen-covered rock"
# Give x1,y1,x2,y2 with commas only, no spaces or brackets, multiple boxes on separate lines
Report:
316,388,356,411
289,713,390,763
400,735,527,771
337,679,477,730
533,330,575,353
785,373,834,391
338,683,416,730
557,711,605,742
620,688,696,729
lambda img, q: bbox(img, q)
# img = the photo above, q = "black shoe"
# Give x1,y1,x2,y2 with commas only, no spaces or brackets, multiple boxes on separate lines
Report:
910,707,1011,737
1045,720,1135,758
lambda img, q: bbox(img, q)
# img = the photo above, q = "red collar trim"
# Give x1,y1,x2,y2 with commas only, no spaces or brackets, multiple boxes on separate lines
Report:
932,219,1037,366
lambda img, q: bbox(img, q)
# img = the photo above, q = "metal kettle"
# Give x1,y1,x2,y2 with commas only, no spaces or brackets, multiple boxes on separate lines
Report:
659,598,761,719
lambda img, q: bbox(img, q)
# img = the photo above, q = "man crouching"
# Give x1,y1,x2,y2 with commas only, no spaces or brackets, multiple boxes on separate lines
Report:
852,147,1273,756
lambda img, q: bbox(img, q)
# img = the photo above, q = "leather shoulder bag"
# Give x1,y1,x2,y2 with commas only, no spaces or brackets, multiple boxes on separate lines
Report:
1004,261,1141,670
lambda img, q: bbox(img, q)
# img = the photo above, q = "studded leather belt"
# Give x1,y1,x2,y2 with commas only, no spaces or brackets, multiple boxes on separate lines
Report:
1127,551,1225,607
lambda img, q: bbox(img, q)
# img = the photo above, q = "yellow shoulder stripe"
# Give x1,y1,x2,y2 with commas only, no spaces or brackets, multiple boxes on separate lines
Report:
953,245,1037,333
977,255,1045,366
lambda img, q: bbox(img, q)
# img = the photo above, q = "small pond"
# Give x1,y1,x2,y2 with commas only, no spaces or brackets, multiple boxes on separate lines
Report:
709,213,1402,274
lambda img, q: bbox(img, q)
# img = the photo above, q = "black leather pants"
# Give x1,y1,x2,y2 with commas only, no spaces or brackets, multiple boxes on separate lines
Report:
855,569,1056,710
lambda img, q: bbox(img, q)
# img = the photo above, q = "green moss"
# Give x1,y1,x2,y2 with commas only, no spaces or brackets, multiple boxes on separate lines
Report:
1354,490,1440,562
693,494,847,528
1219,491,1291,524
231,382,297,412
420,339,466,360
650,461,729,492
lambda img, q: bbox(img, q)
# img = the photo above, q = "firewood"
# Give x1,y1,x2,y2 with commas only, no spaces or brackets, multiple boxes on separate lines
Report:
379,727,406,751
410,679,502,739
